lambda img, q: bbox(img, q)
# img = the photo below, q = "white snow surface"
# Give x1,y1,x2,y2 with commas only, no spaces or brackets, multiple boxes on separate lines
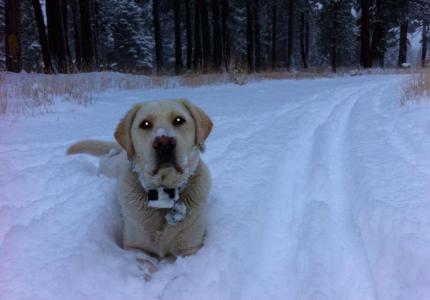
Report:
1,74,430,300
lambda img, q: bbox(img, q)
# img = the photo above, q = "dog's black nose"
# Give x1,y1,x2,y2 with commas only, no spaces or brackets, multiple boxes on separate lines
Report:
153,135,176,151
153,135,176,165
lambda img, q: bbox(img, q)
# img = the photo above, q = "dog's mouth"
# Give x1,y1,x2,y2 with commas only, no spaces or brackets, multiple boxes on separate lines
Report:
151,161,184,176
151,151,184,176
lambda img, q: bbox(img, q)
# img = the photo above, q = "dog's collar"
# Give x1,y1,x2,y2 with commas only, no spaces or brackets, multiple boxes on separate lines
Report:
146,187,187,225
146,187,179,208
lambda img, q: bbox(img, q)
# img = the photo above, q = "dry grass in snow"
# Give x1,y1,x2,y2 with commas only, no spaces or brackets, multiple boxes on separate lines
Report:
401,69,430,105
0,68,415,115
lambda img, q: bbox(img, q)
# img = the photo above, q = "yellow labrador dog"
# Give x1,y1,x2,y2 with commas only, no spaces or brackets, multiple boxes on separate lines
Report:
68,99,212,258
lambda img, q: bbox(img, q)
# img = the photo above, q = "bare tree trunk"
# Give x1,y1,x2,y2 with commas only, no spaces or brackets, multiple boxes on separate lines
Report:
246,0,254,72
92,0,100,68
370,0,385,67
71,0,81,69
174,0,183,73
300,9,308,69
398,22,409,66
63,0,72,66
47,0,69,73
398,19,409,66
185,0,192,70
79,0,94,71
331,45,337,73
193,0,202,70
5,0,21,72
153,0,163,73
254,0,261,71
305,11,309,64
360,0,371,68
221,0,230,70
422,18,428,67
200,0,211,71
370,26,383,67
286,0,294,70
271,4,276,70
32,0,53,73
331,7,338,73
212,0,223,71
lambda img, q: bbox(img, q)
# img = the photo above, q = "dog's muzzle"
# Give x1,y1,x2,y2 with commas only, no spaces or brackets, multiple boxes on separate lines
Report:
152,135,183,174
153,135,176,163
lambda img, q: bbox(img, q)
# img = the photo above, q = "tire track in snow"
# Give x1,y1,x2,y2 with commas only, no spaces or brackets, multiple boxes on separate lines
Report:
346,77,430,299
241,82,386,300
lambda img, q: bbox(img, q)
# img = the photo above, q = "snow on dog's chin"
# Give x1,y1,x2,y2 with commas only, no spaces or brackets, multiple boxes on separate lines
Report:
133,146,200,190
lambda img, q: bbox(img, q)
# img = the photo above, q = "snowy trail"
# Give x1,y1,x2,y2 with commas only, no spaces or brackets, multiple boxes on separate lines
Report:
249,84,382,300
1,75,430,300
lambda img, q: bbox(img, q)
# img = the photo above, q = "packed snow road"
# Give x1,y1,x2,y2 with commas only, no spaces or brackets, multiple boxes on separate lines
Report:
1,75,430,300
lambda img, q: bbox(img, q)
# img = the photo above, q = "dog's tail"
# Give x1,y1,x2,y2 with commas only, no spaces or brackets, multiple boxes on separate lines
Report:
67,140,122,157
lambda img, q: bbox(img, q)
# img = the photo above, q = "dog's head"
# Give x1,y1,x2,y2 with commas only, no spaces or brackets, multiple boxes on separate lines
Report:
114,99,212,189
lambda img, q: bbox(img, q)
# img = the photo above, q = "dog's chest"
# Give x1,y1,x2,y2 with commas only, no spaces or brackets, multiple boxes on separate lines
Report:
118,162,208,257
127,208,192,256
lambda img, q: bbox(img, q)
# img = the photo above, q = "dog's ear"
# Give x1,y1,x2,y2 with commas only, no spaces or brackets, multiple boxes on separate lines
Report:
114,104,141,159
180,99,213,151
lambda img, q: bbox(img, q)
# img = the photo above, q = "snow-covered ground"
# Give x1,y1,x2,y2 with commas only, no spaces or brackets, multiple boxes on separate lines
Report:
1,74,430,300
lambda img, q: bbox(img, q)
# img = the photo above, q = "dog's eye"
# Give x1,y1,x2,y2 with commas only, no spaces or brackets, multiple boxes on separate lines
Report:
140,120,152,129
173,116,186,127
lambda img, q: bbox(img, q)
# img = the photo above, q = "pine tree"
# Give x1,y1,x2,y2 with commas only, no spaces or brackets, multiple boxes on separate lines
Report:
229,1,247,71
96,0,153,71
370,0,398,67
317,0,356,72
22,0,43,71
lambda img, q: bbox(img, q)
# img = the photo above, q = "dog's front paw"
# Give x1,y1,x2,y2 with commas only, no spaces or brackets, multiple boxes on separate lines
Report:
135,252,159,281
